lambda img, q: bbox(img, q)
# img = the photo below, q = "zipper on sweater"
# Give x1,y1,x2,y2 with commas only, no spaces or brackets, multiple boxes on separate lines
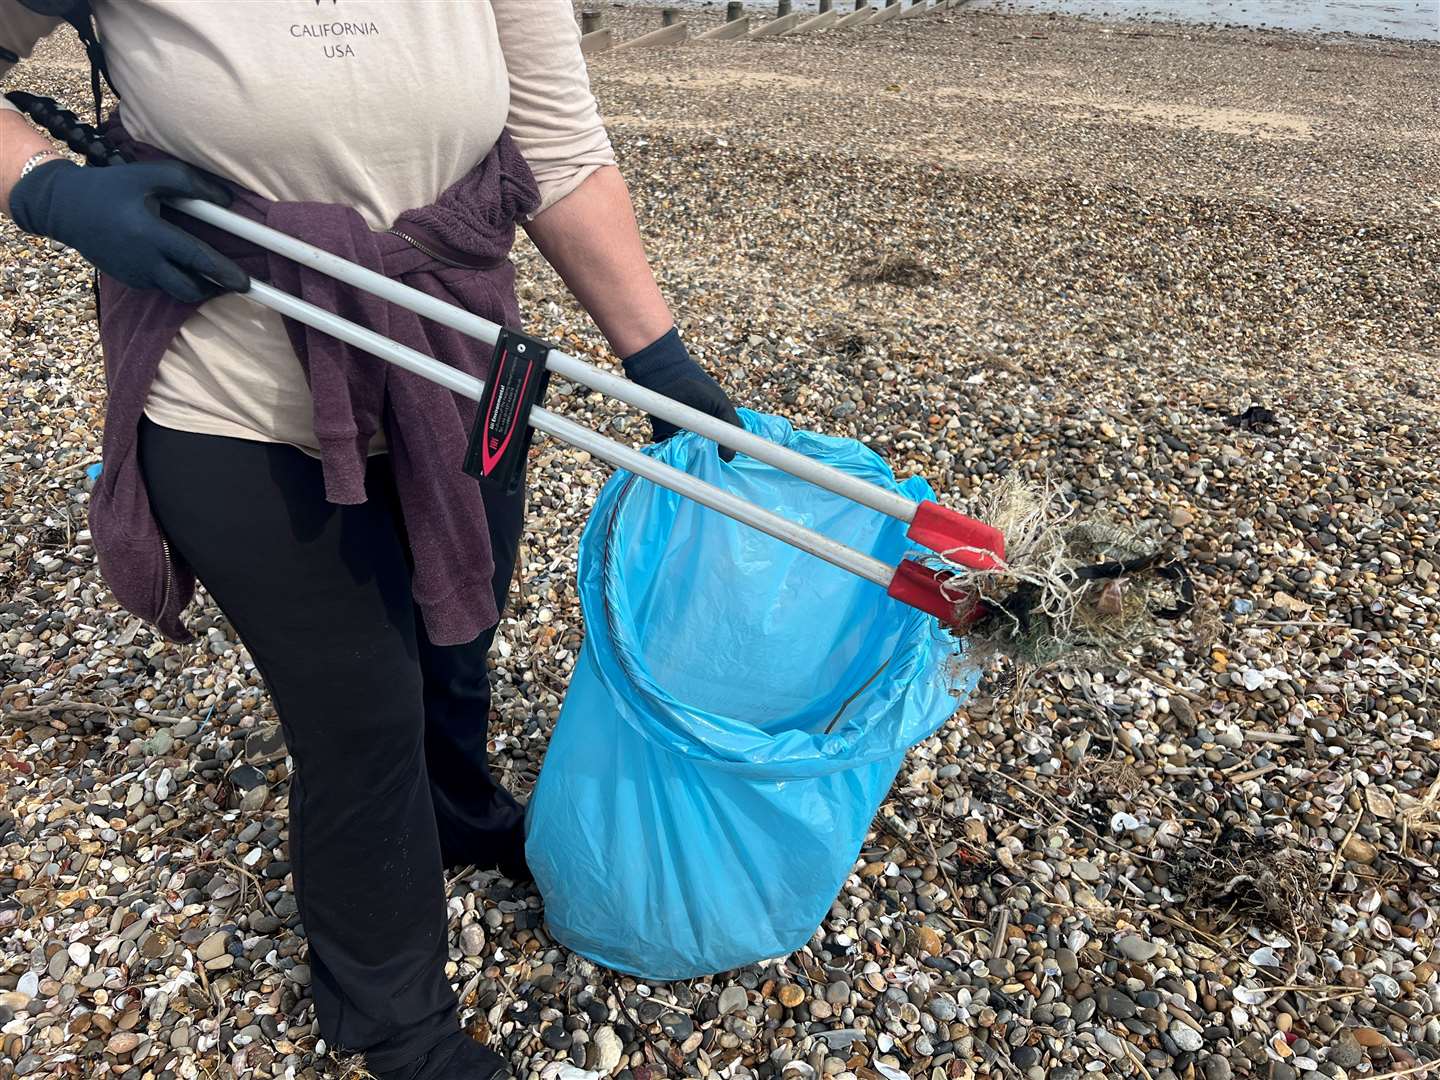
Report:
158,535,174,618
386,227,476,270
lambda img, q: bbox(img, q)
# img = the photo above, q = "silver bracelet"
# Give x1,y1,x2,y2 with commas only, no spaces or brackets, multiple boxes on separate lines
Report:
19,150,66,181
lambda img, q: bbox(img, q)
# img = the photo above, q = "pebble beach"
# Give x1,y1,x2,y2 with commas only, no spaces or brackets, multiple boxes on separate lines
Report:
2,6,1439,1080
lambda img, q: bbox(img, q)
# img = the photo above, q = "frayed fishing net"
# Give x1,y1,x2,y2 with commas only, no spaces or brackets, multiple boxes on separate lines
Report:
936,476,1195,674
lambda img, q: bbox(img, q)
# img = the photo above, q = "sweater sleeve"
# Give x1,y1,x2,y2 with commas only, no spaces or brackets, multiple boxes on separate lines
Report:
0,9,66,114
491,0,616,219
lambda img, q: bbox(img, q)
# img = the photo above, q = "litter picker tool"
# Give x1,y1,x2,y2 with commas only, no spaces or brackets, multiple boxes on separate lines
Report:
191,218,1003,628
8,91,1194,661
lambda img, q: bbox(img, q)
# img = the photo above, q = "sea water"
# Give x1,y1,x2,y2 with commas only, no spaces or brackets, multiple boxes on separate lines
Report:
633,0,1438,41
965,0,1437,41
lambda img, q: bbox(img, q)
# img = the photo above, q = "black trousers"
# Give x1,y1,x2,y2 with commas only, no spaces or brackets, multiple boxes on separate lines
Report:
138,416,525,1071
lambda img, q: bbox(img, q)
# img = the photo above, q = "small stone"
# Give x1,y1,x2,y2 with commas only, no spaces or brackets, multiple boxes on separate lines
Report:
1096,1030,1128,1060
1342,835,1378,864
196,931,230,962
778,984,805,1008
542,1023,572,1051
1096,988,1138,1019
1171,507,1195,527
228,765,270,812
1328,1030,1366,1069
1116,935,1161,962
718,986,748,1015
460,925,484,957
917,925,944,955
1169,1021,1204,1052
1369,973,1401,999
1352,1026,1387,1048
67,942,91,968
106,1032,141,1055
140,932,174,959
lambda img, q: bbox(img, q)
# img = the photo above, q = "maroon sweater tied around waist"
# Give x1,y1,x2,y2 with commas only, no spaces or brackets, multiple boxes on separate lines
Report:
89,116,541,646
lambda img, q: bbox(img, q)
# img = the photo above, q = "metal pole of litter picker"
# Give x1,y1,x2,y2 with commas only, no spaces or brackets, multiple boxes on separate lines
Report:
166,198,920,526
242,278,897,589
0,86,985,618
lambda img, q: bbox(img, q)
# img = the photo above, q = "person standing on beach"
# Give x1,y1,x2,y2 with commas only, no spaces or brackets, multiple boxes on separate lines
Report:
0,3,741,1078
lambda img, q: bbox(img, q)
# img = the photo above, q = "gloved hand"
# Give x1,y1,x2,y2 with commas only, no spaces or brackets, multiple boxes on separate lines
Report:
9,159,249,304
621,326,742,462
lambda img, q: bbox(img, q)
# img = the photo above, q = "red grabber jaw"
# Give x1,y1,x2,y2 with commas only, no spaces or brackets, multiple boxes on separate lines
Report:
886,502,1007,630
906,501,1006,570
886,561,988,632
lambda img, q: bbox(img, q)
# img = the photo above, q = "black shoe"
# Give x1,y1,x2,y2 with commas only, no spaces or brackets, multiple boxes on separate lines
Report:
375,1031,508,1080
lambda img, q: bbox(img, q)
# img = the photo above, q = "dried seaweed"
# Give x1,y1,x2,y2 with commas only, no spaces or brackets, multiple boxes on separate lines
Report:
1170,828,1324,933
847,253,937,287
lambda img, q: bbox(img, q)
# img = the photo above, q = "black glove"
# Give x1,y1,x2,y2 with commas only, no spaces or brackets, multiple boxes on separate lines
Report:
9,159,249,304
621,326,742,462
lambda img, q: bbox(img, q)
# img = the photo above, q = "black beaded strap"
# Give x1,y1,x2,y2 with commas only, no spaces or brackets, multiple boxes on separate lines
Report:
4,90,126,167
13,1,113,123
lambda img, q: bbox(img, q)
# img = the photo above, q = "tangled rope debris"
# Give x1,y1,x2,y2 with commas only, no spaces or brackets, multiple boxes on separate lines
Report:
939,475,1196,674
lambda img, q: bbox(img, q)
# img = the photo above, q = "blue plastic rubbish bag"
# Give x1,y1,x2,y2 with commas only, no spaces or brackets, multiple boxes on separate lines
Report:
526,410,977,981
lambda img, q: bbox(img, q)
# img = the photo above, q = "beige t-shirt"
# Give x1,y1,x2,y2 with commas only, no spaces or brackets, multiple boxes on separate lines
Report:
1,1,614,453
